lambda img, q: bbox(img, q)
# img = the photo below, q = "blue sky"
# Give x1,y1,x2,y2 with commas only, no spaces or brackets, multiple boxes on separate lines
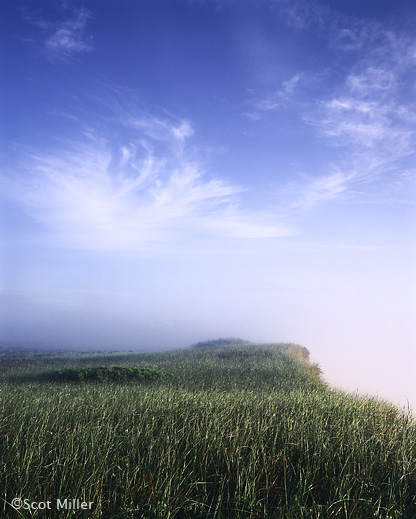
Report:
1,0,415,408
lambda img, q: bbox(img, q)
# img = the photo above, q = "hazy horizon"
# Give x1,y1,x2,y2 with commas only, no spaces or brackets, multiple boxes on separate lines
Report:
1,0,415,410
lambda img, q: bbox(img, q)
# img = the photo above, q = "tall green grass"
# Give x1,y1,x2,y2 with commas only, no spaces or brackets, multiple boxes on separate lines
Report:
0,342,415,518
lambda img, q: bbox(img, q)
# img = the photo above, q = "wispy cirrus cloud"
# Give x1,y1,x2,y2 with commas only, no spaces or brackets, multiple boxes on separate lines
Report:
3,112,292,252
126,116,195,151
290,170,351,210
251,0,416,210
245,74,303,120
307,37,416,176
277,0,379,53
21,4,93,60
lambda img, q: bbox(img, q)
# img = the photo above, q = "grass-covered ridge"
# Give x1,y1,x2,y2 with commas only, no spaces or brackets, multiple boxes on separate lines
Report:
0,340,415,518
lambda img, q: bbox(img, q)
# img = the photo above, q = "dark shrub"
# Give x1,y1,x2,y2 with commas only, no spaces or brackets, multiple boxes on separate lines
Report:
45,366,172,383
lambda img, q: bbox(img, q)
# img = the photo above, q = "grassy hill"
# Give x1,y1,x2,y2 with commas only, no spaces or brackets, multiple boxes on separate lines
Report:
0,340,415,518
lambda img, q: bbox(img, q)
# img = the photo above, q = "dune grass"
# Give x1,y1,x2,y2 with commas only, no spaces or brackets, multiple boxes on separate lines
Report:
0,342,415,518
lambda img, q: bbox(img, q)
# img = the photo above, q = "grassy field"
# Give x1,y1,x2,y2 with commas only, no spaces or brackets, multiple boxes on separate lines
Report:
0,340,415,518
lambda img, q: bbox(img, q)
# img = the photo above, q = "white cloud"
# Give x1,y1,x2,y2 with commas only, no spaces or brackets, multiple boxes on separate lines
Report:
346,67,397,96
171,120,195,143
310,64,415,160
126,116,195,150
241,0,416,215
316,97,394,148
22,5,93,60
4,115,291,252
292,171,351,210
245,73,303,119
240,0,416,217
294,6,416,205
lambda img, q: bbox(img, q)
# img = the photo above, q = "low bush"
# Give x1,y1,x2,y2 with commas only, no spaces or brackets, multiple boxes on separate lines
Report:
47,366,172,383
